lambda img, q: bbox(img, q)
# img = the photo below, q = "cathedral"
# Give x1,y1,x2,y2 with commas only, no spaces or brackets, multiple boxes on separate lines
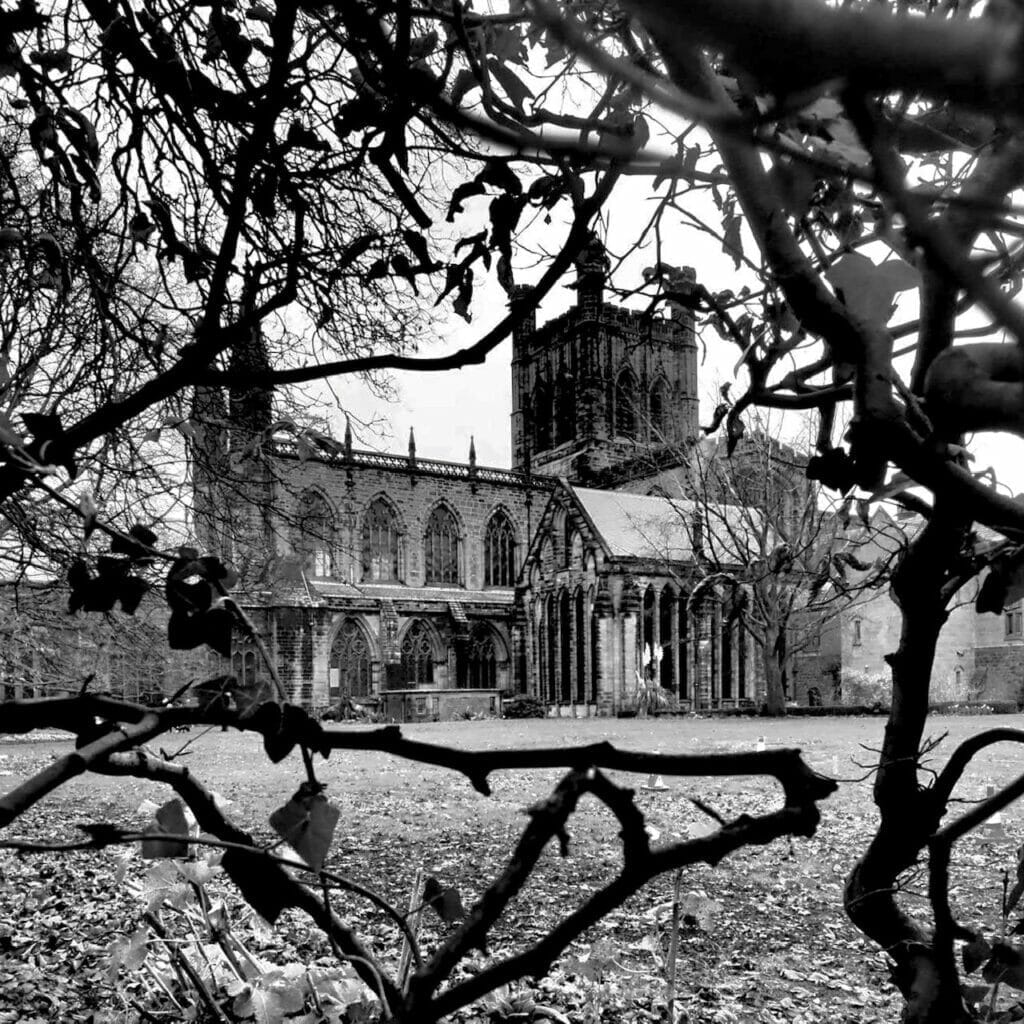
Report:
195,240,766,719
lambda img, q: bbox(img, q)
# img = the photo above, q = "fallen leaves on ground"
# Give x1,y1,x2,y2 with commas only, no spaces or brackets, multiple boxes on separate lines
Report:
1,719,1021,1023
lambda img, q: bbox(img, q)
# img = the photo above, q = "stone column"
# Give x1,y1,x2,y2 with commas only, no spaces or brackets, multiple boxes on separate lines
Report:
620,584,640,712
593,586,614,712
650,588,661,687
670,593,681,696
695,601,713,709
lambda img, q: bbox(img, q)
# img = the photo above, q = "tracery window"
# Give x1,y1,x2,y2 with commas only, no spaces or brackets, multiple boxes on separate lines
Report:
554,368,576,444
400,620,434,685
424,505,460,585
231,648,257,687
467,624,498,689
295,490,334,577
329,618,372,700
650,379,668,439
362,498,399,581
533,377,553,451
614,369,638,438
1006,601,1024,638
484,512,516,587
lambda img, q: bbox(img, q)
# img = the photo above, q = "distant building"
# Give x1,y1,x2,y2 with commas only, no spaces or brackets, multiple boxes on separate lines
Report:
791,509,1024,708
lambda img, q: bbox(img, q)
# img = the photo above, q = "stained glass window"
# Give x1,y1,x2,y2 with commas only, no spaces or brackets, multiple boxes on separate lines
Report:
329,618,372,699
650,378,667,438
295,490,334,577
467,624,497,688
533,377,552,451
615,369,637,438
400,620,433,685
424,505,460,585
484,512,516,587
362,498,399,581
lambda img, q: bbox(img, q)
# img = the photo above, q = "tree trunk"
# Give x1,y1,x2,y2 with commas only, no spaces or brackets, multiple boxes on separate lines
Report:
844,512,972,1024
762,623,787,716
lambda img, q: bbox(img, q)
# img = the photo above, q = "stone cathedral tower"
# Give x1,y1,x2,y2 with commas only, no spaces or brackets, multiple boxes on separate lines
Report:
510,236,699,485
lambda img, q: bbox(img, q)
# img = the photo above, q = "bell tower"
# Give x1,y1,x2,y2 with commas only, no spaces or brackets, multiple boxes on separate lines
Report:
510,235,699,484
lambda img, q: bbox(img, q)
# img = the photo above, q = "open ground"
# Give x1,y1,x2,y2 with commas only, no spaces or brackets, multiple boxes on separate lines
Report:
2,715,1023,1023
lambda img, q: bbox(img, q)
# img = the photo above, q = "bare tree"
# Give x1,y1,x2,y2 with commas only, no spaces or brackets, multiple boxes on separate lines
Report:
646,422,901,714
5,1,1024,1021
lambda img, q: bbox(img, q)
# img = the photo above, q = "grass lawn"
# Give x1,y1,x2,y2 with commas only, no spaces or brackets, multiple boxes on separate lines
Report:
1,714,1023,1023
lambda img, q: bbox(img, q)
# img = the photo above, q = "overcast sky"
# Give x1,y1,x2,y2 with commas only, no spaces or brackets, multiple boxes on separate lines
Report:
328,178,1024,499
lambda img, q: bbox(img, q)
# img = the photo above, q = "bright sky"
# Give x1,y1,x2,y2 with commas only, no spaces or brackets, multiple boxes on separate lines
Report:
329,175,1024,499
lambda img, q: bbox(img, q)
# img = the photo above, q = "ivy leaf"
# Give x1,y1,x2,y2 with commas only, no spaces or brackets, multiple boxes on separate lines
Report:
826,252,920,327
487,57,532,110
335,233,378,274
232,982,305,1024
117,575,149,615
806,448,858,495
269,786,340,872
476,158,522,196
450,67,480,106
489,194,526,262
447,181,487,221
221,848,290,925
422,875,467,923
964,934,992,975
722,212,743,270
141,798,191,860
983,941,1024,990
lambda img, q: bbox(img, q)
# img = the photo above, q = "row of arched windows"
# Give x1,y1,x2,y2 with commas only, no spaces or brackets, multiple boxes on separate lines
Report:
530,370,670,451
638,585,749,704
536,588,599,704
326,616,504,698
293,493,518,587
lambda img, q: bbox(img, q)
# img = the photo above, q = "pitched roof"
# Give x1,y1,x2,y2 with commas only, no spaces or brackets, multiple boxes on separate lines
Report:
572,486,766,562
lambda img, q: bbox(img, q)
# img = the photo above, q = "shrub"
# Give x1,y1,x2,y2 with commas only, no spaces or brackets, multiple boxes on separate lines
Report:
502,695,547,719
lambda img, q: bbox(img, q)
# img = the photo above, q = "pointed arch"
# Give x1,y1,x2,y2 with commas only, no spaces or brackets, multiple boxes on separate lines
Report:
649,377,669,440
642,585,656,683
554,364,576,444
295,488,335,577
362,495,402,581
484,508,517,587
424,502,461,585
533,374,553,451
659,584,676,691
614,367,638,438
557,588,572,702
467,622,507,689
399,618,437,686
588,585,599,703
329,617,374,700
574,586,586,703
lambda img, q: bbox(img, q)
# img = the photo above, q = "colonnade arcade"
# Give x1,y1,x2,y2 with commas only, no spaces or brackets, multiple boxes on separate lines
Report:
527,581,753,710
639,584,751,707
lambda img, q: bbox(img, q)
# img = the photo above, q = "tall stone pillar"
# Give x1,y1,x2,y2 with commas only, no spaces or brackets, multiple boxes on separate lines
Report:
620,583,640,712
695,600,713,709
594,586,614,712
670,595,681,696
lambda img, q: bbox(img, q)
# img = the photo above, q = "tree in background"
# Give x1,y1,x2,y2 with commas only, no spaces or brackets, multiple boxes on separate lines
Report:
668,424,902,715
4,1,1024,1022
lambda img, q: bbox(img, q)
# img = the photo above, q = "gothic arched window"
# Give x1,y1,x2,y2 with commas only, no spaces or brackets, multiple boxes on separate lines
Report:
484,511,516,587
650,378,668,439
614,369,638,438
424,505,460,585
468,624,498,689
362,498,400,581
295,490,334,577
554,367,576,445
533,376,553,451
400,620,434,685
329,618,373,700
